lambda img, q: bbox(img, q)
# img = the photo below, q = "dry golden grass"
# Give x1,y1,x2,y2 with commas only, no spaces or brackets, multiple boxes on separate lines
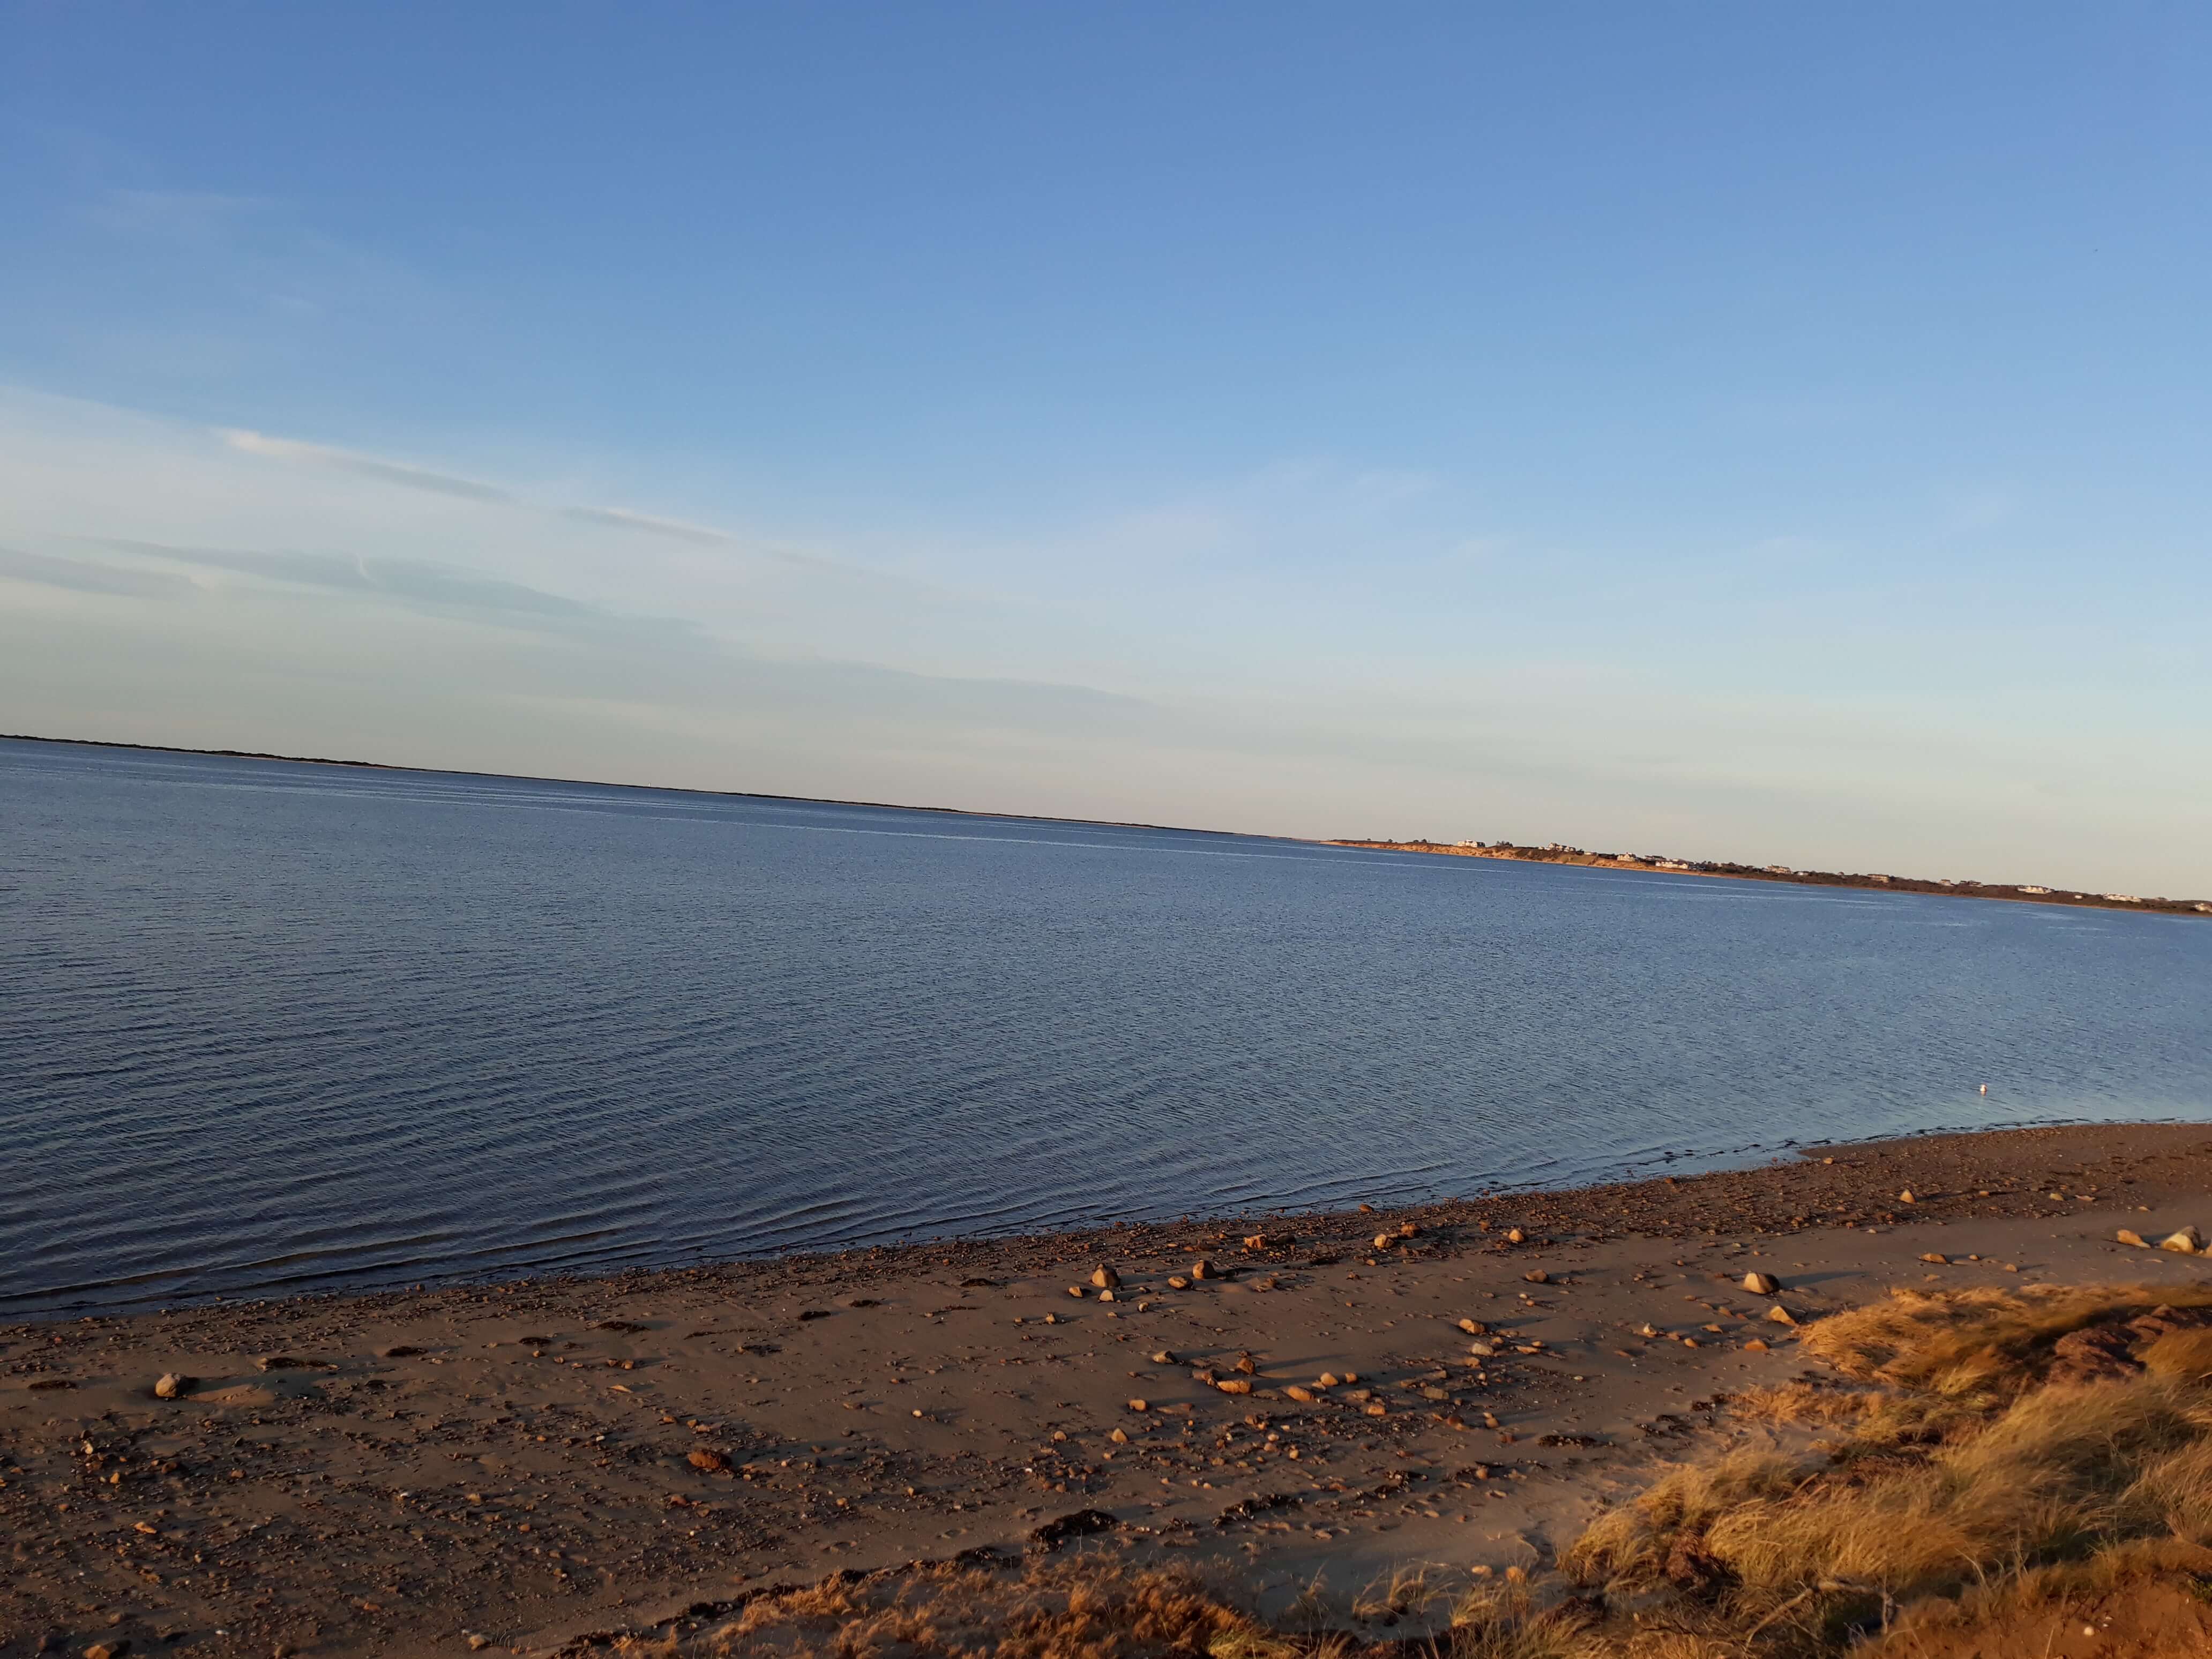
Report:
630,1286,2212,1659
1555,1283,2212,1656
1799,1280,2212,1395
614,1559,1261,1658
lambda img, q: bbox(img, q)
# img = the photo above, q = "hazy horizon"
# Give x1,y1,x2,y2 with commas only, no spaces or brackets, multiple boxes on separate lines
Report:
5,6,2209,895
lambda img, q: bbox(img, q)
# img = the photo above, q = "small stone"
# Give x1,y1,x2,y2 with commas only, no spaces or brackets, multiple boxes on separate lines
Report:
1637,1322,1661,1338
1399,1222,1419,1238
1364,1402,1386,1417
1285,1385,1318,1403
1920,1253,1949,1265
1242,1234,1267,1250
1523,1269,1550,1284
1469,1341,1495,1357
467,1638,493,1653
1457,1318,1489,1335
1897,1190,1916,1205
687,1448,728,1472
2117,1229,2148,1248
1109,1427,1127,1444
1743,1338,1769,1351
1097,1289,1115,1302
1505,1228,1527,1244
1066,1286,1086,1298
1126,1398,1148,1411
152,1373,191,1400
1092,1266,1120,1289
86,1644,130,1659
1235,1354,1257,1374
1216,1378,1253,1395
1167,1276,1189,1290
1318,1372,1342,1387
1149,1350,1176,1365
1767,1304,1798,1326
1682,1336,1700,1348
1373,1234,1394,1250
1190,1259,1217,1280
2161,1227,2204,1255
1741,1272,1780,1295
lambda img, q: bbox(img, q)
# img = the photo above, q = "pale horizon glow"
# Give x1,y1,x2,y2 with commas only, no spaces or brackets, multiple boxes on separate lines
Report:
3,5,2208,896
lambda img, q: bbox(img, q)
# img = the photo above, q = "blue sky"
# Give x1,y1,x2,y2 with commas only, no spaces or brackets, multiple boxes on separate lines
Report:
2,3,2208,893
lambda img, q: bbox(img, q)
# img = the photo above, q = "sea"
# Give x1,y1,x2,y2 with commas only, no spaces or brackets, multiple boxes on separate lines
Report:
4,737,2208,1318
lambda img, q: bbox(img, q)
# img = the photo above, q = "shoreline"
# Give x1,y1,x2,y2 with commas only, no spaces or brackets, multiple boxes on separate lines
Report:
6,1122,2208,1657
10,1110,2206,1328
1328,838,2212,920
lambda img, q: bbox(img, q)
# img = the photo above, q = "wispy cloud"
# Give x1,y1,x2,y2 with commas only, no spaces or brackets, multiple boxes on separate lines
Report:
0,545,192,600
99,539,690,637
557,505,745,548
78,189,272,246
221,430,517,504
221,425,925,582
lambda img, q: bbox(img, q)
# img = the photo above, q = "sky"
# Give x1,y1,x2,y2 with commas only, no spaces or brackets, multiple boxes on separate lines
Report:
2,4,2208,896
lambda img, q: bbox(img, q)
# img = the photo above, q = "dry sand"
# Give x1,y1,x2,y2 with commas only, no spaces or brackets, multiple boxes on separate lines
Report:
5,1123,2209,1657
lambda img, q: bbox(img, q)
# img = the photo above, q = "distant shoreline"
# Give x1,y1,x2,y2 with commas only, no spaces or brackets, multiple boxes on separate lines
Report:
0,731,1262,842
10,731,2198,912
1329,838,2212,920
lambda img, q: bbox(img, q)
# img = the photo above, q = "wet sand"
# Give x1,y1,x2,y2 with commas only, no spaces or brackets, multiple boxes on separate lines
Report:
5,1122,2208,1657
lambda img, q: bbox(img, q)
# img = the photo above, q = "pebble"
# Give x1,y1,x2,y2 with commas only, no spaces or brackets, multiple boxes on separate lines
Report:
1092,1267,1120,1289
1372,1234,1394,1250
2117,1229,2148,1248
1897,1190,1917,1205
1150,1350,1177,1365
1523,1269,1550,1284
1126,1399,1148,1412
1920,1253,1949,1265
1217,1378,1253,1395
2162,1227,2204,1254
1740,1272,1780,1295
152,1373,191,1400
1284,1385,1318,1403
1767,1304,1798,1326
1458,1318,1489,1335
1191,1259,1219,1280
1505,1228,1527,1244
1167,1276,1189,1289
687,1448,728,1472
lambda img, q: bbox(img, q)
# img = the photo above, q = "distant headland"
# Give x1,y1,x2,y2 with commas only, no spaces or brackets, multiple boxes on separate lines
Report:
1329,837,2212,920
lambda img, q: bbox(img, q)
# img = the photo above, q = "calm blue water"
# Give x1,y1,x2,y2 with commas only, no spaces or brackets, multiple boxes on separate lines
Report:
4,737,2208,1318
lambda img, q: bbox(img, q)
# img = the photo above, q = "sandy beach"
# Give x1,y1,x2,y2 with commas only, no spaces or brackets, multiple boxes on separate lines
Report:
5,1122,2209,1658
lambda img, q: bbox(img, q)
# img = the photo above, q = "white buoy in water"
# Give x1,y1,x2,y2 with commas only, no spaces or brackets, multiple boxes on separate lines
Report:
1979,1083,1988,1095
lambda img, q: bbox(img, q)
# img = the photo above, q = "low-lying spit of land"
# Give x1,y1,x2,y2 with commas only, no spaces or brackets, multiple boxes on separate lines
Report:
3,1124,2208,1658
